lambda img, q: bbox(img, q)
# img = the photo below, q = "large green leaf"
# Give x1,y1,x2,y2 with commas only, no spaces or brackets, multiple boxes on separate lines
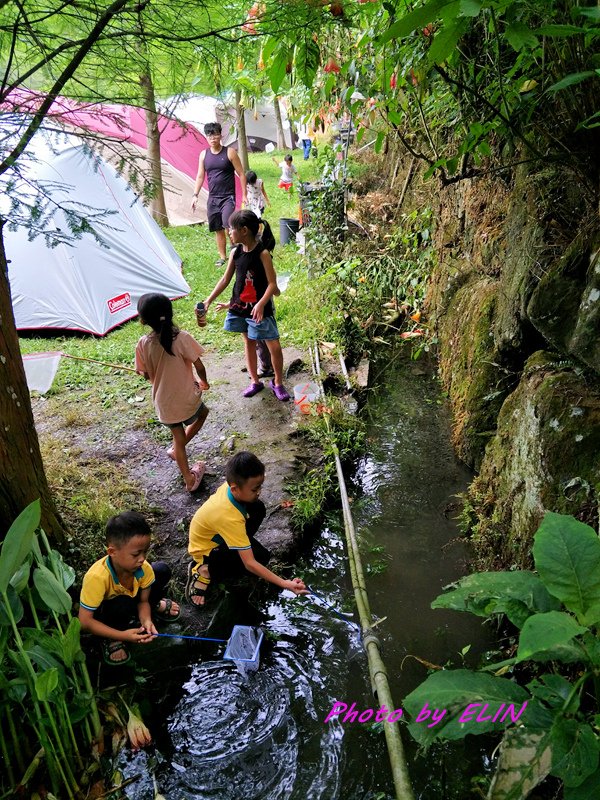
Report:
7,677,27,703
551,718,599,788
565,767,600,799
35,668,59,702
517,612,587,663
404,669,530,746
528,674,579,713
269,47,290,94
9,560,31,595
427,17,470,64
25,644,63,674
380,0,454,43
48,550,76,591
459,0,481,16
296,39,320,90
431,570,559,628
0,585,24,626
536,24,594,37
0,500,40,593
548,71,599,93
32,565,72,615
504,22,539,51
533,513,600,623
61,617,82,668
21,627,64,660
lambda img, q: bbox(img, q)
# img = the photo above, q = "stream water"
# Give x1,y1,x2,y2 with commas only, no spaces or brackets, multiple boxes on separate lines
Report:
118,353,494,799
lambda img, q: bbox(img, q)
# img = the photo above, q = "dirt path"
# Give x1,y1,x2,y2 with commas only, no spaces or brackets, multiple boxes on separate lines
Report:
33,345,318,623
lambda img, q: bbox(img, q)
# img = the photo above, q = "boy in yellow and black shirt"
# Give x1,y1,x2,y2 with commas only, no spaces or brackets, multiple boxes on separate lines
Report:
79,511,180,665
187,451,307,606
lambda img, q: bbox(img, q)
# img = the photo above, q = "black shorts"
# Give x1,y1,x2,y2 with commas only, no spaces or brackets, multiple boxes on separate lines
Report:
207,196,236,232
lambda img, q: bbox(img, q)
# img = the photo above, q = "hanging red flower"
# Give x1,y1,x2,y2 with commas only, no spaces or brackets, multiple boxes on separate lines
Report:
323,57,341,74
390,72,397,90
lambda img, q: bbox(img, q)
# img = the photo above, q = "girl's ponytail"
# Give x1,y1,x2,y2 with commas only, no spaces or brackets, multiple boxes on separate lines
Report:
137,293,178,355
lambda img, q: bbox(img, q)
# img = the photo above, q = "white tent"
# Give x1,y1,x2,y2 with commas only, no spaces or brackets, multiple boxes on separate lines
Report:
5,130,189,335
163,94,294,151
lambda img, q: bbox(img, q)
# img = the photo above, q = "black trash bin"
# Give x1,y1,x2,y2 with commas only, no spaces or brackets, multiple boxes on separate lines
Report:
279,217,300,246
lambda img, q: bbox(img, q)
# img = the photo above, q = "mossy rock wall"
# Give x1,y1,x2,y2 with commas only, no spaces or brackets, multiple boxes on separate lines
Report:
427,158,600,567
465,351,600,569
437,277,503,468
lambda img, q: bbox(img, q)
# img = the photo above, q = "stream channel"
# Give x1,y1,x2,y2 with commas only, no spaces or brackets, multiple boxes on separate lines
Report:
119,352,494,799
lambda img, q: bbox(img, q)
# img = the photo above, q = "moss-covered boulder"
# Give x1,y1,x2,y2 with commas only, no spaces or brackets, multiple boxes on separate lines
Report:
466,351,600,570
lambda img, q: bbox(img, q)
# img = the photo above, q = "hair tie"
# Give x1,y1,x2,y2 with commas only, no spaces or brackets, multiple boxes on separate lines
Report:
159,316,165,321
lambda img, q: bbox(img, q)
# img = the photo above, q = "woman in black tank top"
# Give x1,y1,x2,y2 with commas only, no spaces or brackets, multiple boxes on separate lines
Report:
191,122,247,265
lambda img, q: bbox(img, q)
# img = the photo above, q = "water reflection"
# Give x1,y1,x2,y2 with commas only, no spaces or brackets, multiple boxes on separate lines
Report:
119,354,493,799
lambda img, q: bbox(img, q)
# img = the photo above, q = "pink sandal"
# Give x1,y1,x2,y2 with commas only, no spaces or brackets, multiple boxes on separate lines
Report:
186,462,206,493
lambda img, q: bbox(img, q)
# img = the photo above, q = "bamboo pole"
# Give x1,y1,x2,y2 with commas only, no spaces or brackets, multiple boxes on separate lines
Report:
61,353,138,373
308,344,415,800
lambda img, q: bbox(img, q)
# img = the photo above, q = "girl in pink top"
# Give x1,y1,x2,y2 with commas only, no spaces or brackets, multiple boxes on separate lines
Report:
135,294,210,493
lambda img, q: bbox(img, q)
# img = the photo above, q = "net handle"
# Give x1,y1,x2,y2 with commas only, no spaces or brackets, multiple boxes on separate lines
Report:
151,633,228,643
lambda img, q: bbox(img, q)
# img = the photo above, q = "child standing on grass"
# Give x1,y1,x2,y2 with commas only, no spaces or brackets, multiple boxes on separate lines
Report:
203,209,290,402
135,293,210,493
273,154,298,191
245,170,270,218
79,511,180,665
186,451,307,606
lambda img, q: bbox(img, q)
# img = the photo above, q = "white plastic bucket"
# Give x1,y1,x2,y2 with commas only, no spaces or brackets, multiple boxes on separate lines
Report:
293,382,319,413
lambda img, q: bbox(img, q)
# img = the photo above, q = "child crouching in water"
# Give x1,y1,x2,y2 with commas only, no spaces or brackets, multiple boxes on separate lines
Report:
135,293,210,493
203,209,290,401
79,511,180,665
186,451,307,605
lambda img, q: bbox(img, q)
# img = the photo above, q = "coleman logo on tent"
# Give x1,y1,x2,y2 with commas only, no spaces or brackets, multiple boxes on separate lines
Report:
107,293,132,314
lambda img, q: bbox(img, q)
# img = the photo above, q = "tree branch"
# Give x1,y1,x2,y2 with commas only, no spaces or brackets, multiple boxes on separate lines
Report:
0,0,144,177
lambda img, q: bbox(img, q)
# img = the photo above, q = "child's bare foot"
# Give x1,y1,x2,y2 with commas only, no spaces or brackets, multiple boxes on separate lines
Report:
186,563,211,606
153,598,181,622
102,640,130,665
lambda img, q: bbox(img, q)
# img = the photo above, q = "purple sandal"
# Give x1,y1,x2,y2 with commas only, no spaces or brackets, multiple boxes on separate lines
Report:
270,380,290,402
243,382,264,398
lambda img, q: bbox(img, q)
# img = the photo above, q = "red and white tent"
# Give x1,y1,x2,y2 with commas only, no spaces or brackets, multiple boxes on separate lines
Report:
4,90,242,225
3,126,190,335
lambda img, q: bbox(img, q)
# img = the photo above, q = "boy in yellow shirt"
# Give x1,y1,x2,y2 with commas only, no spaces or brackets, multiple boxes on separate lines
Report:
79,511,180,665
187,451,307,606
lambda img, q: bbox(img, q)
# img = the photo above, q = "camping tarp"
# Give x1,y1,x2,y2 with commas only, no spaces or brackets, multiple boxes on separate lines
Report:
5,129,190,335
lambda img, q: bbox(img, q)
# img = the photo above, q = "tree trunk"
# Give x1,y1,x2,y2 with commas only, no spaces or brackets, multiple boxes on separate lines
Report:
235,88,249,172
139,71,169,228
0,221,65,542
273,96,286,150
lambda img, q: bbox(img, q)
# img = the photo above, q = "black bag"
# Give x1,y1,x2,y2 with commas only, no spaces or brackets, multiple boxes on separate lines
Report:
258,219,276,252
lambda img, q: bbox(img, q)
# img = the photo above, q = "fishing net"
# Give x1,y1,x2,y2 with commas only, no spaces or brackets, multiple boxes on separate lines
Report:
223,625,264,670
22,351,63,393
